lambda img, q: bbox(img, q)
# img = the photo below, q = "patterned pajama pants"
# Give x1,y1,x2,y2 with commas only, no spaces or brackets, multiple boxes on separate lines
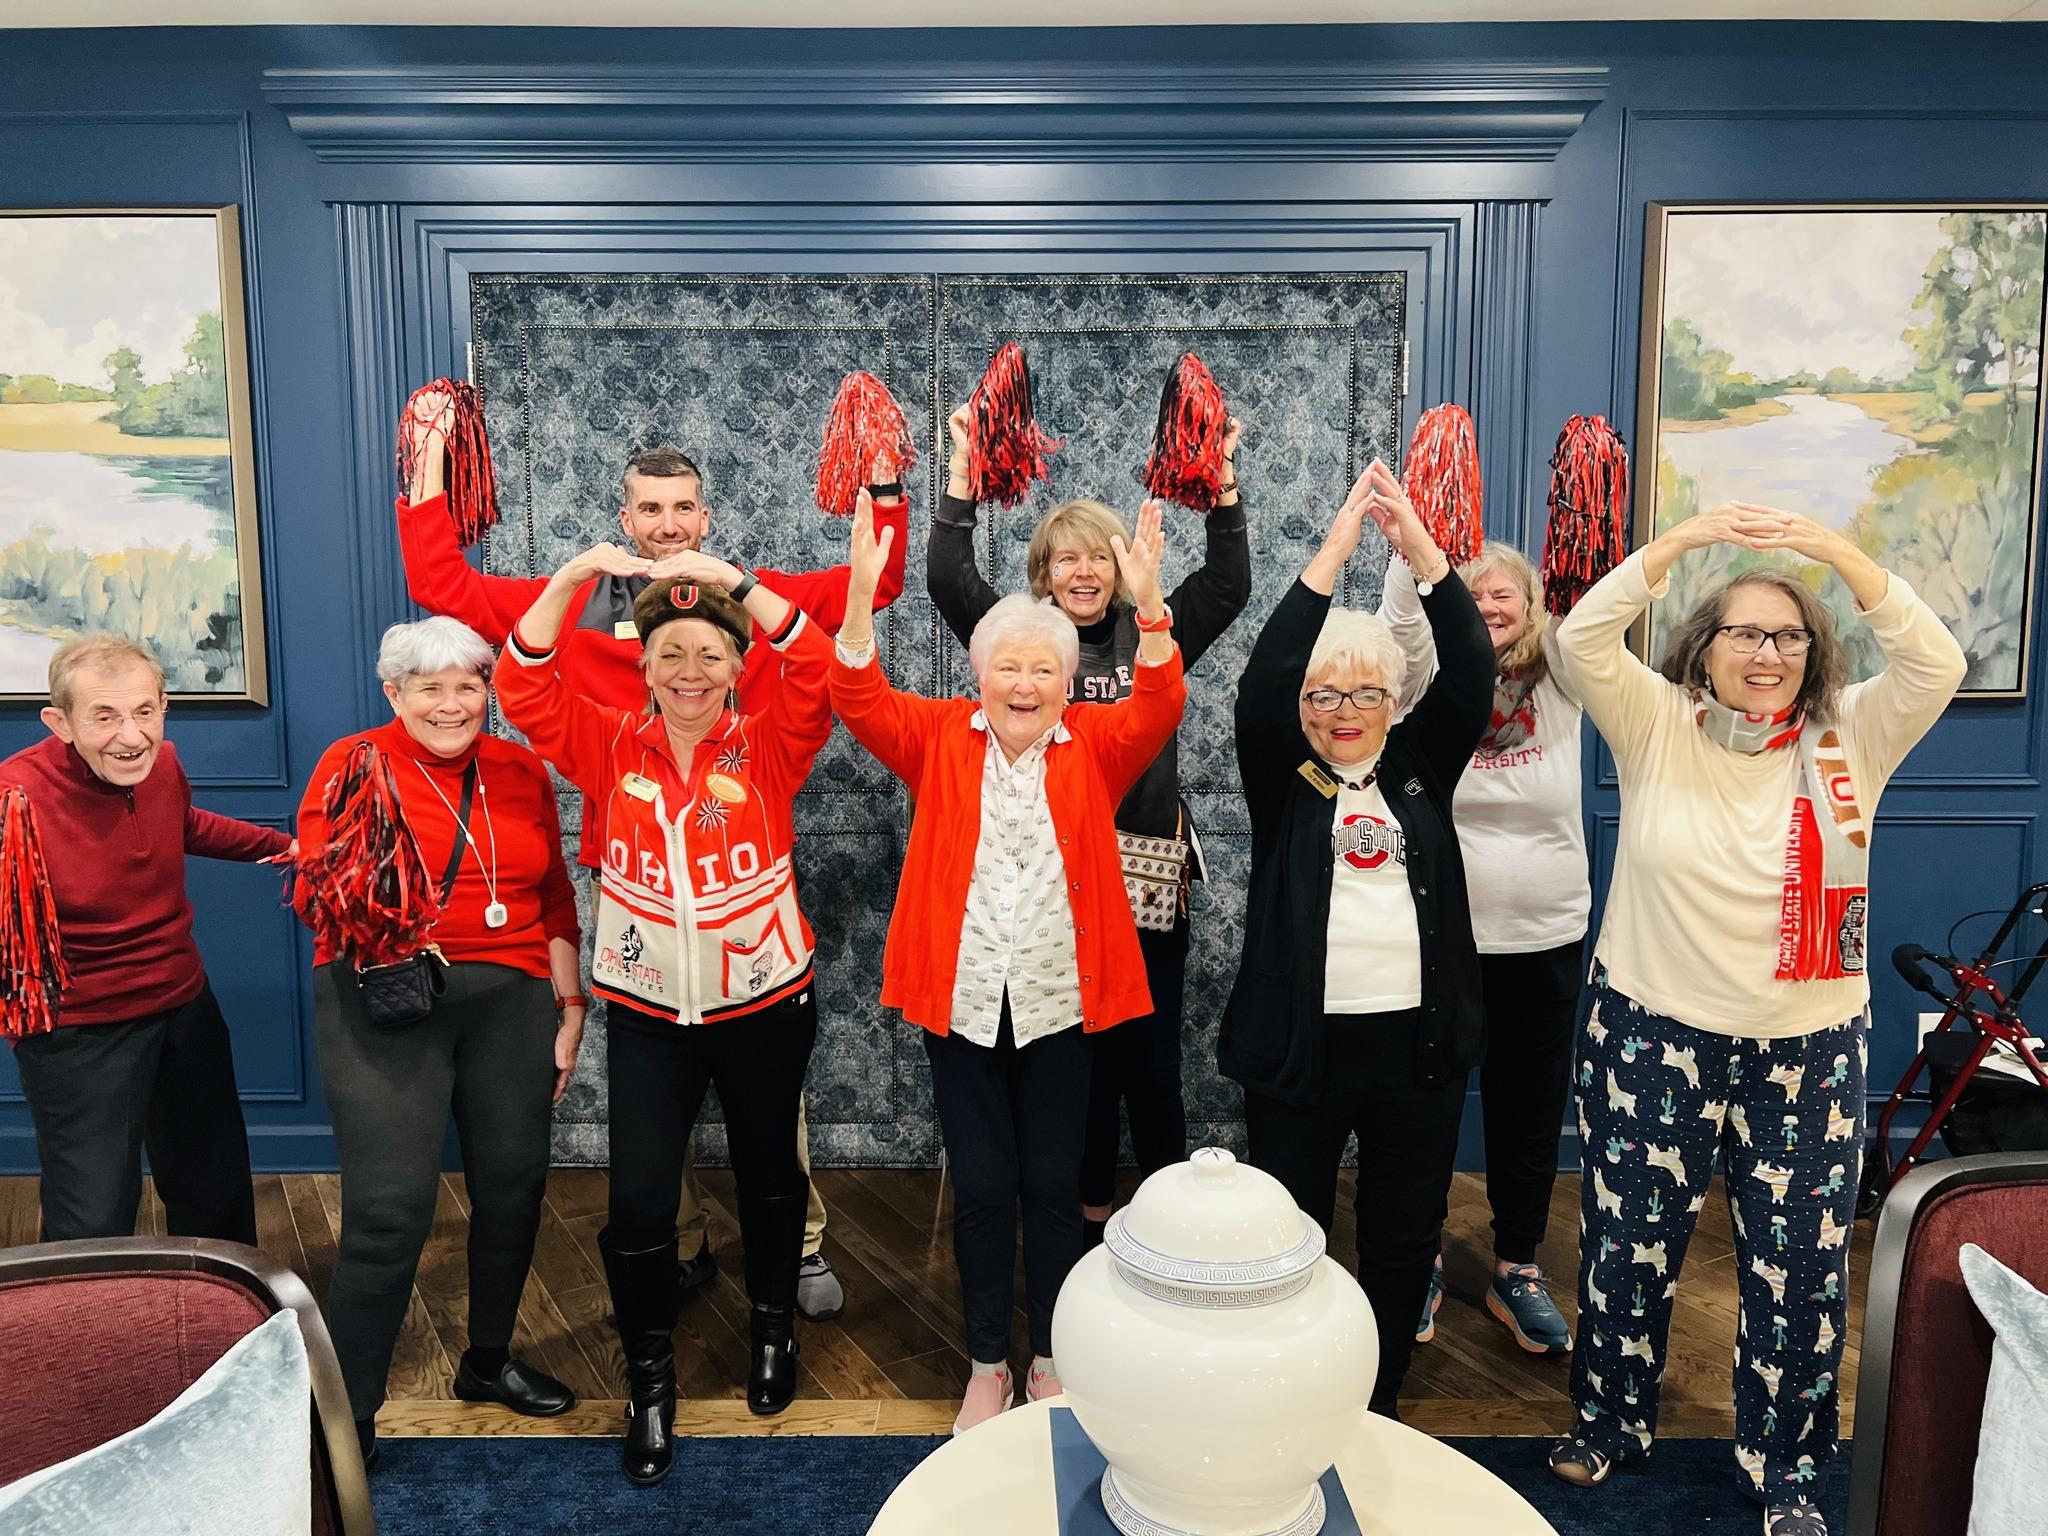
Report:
1568,972,1866,1505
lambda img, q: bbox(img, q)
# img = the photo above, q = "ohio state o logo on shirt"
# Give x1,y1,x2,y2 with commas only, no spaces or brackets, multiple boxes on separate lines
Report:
1333,813,1406,871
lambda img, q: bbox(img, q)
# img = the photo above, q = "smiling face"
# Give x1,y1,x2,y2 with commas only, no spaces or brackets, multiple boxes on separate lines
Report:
619,472,709,561
643,616,740,736
978,638,1069,759
1470,567,1531,656
384,665,489,758
1299,661,1394,768
1707,583,1808,718
42,660,167,787
1046,542,1118,626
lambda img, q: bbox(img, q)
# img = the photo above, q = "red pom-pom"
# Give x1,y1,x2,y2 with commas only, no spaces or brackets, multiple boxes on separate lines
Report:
293,743,442,968
966,342,1063,507
815,371,917,517
1400,404,1484,567
399,379,499,548
1540,415,1632,617
1143,353,1232,512
0,788,68,1040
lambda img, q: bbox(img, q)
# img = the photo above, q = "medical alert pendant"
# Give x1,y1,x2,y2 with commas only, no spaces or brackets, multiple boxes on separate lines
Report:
484,902,509,930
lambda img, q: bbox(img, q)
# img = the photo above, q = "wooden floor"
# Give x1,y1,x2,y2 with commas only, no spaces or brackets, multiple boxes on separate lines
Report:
0,1169,1874,1440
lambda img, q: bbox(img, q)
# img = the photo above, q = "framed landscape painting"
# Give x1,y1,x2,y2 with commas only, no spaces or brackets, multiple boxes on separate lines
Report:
1636,203,2047,699
0,208,266,703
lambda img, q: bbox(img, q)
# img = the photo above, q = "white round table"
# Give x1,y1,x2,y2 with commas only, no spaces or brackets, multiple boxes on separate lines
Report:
867,1398,1559,1535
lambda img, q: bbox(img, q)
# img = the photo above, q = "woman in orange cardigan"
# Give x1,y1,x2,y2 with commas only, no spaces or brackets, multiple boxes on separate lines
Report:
829,497,1187,1436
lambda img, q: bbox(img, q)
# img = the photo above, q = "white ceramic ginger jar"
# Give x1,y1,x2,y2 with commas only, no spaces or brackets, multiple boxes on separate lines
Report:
1051,1147,1376,1536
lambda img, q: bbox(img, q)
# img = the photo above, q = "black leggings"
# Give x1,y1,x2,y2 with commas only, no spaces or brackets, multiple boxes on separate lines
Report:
316,961,556,1423
1244,1008,1466,1415
1079,918,1189,1207
1476,941,1583,1265
606,989,817,1300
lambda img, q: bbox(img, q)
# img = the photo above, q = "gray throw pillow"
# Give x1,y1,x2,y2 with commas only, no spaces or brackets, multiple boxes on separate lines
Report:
0,1308,312,1535
1959,1242,2048,1536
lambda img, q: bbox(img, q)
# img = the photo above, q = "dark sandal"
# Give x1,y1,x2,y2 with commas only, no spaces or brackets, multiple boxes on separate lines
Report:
1548,1435,1615,1487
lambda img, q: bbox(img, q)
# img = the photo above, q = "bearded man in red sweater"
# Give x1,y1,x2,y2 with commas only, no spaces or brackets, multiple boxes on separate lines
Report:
397,388,910,1322
2,635,291,1244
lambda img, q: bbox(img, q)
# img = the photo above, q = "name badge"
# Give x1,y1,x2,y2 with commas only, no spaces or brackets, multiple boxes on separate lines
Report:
1297,761,1339,799
621,772,661,802
613,621,639,642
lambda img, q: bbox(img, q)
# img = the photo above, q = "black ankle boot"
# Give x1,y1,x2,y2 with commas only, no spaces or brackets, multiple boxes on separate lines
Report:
738,1188,808,1416
600,1227,680,1487
749,1304,800,1415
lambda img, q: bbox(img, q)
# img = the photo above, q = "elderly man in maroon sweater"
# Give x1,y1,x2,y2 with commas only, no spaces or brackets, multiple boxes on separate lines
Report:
1,635,290,1245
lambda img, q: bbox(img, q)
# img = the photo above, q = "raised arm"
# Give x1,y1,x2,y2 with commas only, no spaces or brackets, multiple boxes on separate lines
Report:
1165,417,1252,667
829,495,953,789
1359,461,1489,784
1080,503,1188,792
1235,472,1376,792
499,543,651,796
396,385,542,644
927,403,1001,648
1743,510,1966,783
749,447,910,632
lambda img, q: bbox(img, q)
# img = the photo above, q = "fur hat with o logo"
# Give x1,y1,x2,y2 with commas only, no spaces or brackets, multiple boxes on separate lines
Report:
632,577,753,656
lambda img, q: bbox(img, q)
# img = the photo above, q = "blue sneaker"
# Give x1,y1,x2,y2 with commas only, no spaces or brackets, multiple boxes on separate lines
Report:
1415,1258,1445,1344
1487,1263,1571,1355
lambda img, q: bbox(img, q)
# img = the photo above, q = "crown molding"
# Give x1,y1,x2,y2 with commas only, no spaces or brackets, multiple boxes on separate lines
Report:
262,62,1607,172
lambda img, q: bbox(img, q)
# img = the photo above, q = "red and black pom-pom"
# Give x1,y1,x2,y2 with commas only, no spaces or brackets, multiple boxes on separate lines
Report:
815,371,917,517
1400,403,1484,567
965,342,1063,507
1143,353,1232,513
1540,415,1632,617
0,788,68,1040
293,742,441,969
398,378,499,548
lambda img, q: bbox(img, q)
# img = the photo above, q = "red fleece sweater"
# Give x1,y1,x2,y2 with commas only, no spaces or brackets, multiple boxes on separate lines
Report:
0,736,290,1028
295,720,581,978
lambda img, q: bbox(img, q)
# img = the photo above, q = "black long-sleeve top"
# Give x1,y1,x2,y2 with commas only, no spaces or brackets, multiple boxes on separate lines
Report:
1218,570,1494,1103
926,489,1252,862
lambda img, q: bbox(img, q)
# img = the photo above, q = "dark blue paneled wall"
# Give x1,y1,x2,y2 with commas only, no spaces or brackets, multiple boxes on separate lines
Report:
2,21,2044,1171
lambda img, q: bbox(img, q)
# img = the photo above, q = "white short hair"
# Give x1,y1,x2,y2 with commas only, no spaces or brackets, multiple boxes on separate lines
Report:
967,593,1080,685
1305,607,1405,696
376,616,495,686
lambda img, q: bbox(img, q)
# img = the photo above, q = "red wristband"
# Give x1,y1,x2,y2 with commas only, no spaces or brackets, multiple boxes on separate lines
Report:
555,994,587,1012
1135,606,1174,634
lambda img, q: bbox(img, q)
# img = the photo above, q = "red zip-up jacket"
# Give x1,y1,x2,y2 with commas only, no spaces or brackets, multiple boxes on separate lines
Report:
0,736,289,1028
497,606,833,1024
396,490,907,867
827,646,1187,1036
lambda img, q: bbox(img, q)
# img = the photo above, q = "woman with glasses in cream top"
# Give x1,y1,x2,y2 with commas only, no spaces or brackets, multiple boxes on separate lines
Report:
1219,459,1493,1419
1546,501,1963,1536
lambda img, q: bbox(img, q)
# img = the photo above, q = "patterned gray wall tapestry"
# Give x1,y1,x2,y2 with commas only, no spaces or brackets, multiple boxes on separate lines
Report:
469,271,1404,1167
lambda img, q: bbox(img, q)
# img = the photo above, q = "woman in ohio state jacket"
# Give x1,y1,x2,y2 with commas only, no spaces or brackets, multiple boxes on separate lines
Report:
828,496,1187,1437
497,541,832,1487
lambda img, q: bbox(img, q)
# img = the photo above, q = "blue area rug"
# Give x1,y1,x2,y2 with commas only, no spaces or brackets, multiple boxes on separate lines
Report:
368,1433,1850,1535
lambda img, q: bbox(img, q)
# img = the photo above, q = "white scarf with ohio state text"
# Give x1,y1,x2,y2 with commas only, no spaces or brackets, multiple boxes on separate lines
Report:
1691,689,1869,981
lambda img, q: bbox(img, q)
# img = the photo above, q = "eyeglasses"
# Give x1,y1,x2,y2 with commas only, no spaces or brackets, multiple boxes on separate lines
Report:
1303,686,1390,713
1049,553,1116,579
1714,625,1814,657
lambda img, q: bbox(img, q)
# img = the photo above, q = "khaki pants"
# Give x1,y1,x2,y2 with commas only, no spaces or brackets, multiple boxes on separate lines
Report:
677,1093,827,1259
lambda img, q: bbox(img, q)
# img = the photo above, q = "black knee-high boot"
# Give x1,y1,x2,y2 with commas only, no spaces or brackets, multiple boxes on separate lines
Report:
600,1227,679,1486
740,1188,806,1415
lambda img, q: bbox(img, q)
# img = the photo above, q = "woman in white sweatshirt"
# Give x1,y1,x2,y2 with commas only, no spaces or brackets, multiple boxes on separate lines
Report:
1381,541,1587,1358
1545,501,1964,1536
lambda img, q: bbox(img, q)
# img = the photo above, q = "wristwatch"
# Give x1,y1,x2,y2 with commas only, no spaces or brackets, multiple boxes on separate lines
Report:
730,570,760,603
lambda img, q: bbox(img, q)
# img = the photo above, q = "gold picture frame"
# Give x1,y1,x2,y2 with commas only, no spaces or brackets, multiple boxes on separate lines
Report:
1635,201,2046,700
0,206,267,704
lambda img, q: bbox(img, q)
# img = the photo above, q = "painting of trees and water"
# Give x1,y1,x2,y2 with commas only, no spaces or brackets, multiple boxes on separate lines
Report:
1640,206,2046,697
0,210,265,701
